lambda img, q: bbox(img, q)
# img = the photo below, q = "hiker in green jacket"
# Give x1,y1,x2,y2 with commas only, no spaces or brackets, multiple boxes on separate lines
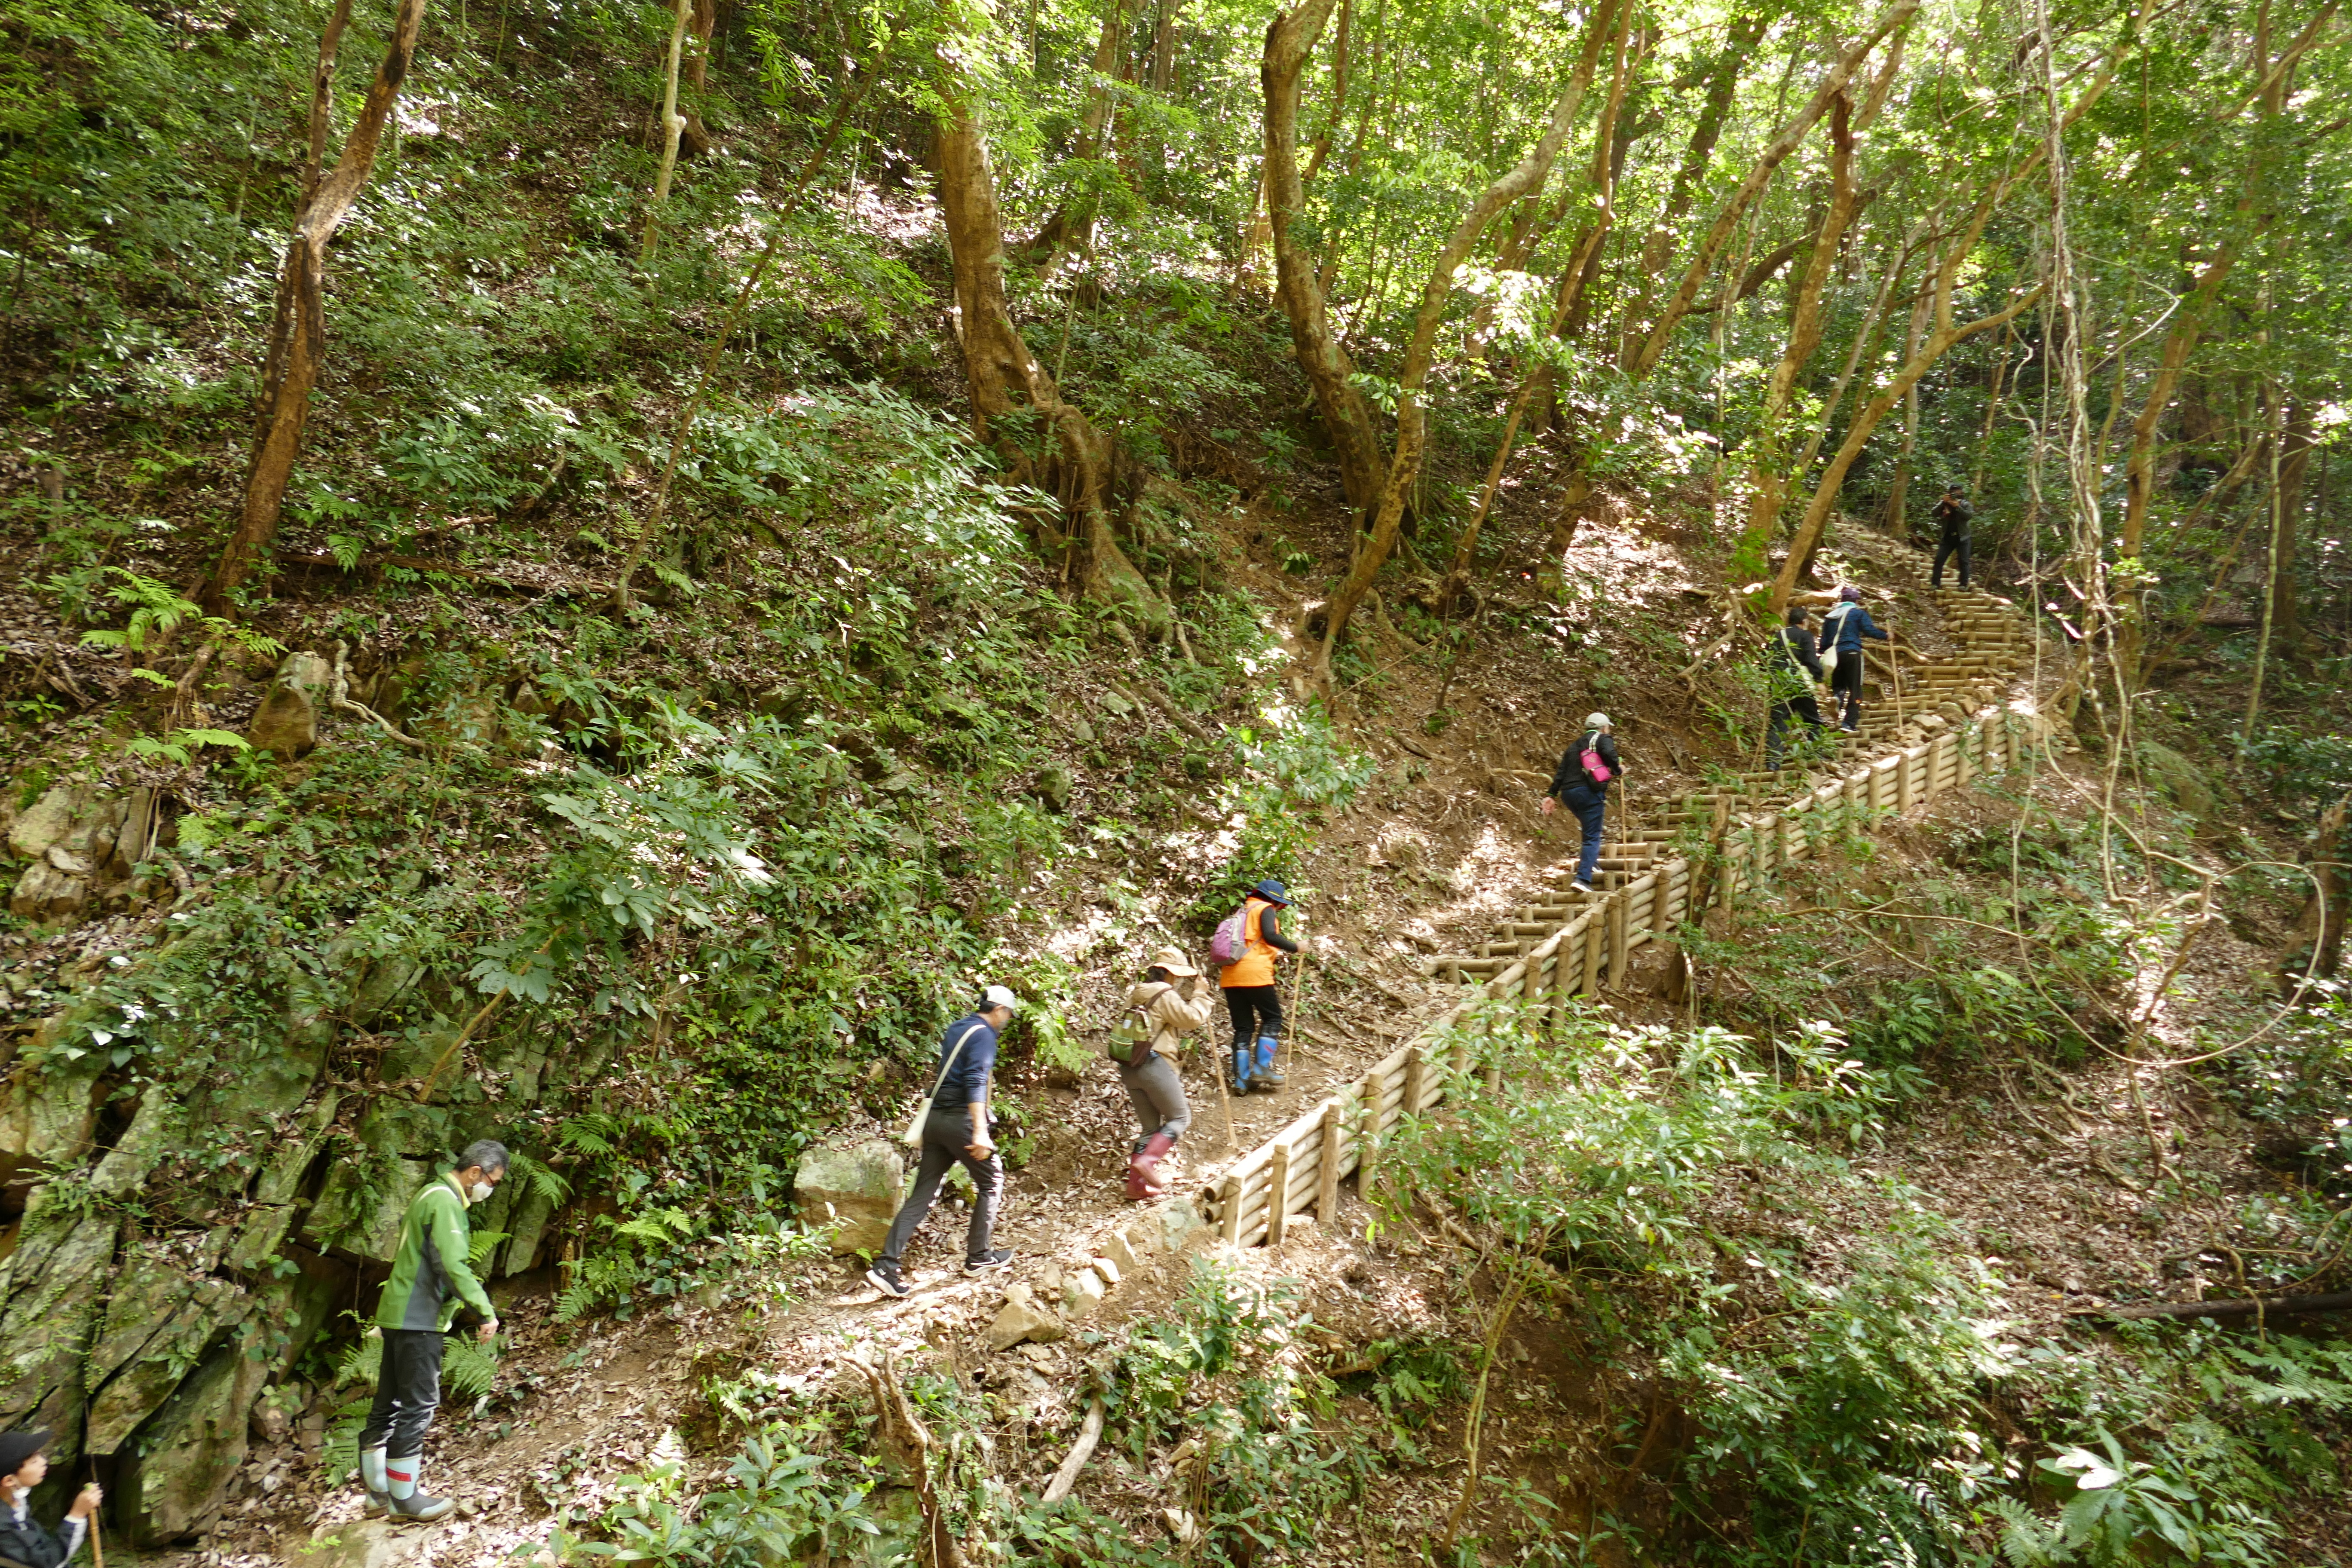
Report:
357,1140,507,1524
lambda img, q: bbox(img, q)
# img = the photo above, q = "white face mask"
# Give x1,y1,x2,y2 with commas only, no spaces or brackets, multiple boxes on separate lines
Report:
469,1180,495,1202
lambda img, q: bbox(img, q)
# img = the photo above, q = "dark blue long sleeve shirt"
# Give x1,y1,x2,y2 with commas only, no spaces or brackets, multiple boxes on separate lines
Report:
931,1014,997,1110
1818,603,1890,656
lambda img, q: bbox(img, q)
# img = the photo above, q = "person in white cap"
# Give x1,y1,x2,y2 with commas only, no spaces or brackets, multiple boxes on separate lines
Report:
1111,946,1215,1200
1540,713,1625,894
867,985,1019,1297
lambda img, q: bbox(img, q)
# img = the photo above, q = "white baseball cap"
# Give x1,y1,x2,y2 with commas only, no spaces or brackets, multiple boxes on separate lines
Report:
1585,712,1612,730
982,984,1020,1012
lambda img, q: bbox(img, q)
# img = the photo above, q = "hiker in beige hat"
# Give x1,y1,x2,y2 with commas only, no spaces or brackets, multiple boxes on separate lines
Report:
1105,946,1216,1199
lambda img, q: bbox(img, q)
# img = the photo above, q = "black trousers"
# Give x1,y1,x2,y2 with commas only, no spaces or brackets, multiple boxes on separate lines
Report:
1831,650,1865,729
358,1328,445,1459
1932,535,1971,588
879,1106,1004,1268
1767,693,1826,766
1223,984,1284,1049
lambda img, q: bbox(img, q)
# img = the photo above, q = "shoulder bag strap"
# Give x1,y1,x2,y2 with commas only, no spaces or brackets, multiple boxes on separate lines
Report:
926,1022,989,1101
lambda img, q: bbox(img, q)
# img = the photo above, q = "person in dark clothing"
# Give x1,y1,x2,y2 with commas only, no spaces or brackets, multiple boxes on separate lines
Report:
1931,485,1974,589
1541,713,1623,893
1818,586,1892,732
0,1431,100,1568
1217,879,1300,1093
867,987,1017,1298
1765,607,1829,769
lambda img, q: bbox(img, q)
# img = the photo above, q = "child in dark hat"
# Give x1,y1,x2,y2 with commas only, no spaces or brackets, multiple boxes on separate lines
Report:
0,1430,102,1568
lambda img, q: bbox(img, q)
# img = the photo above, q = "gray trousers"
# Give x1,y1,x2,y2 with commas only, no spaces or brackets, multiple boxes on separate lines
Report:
879,1106,1003,1268
1118,1053,1191,1142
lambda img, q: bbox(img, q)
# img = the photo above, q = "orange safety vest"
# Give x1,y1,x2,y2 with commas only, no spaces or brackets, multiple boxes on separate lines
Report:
1219,896,1281,989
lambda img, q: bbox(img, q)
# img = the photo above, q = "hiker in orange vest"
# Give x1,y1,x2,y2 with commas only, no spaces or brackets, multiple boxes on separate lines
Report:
1217,878,1299,1093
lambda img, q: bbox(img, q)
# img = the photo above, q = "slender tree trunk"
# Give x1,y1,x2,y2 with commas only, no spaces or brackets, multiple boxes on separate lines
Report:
1638,7,1770,277
933,63,1158,620
1622,0,1921,381
1728,91,1862,584
642,0,693,259
679,0,717,155
1263,0,1387,510
1767,57,2114,614
1027,0,1133,274
202,0,428,616
2270,404,2315,649
1316,1,1613,674
1878,285,1929,535
2244,378,2287,737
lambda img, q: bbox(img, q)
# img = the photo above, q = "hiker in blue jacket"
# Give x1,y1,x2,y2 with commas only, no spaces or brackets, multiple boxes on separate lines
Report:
1817,586,1892,732
1542,713,1623,894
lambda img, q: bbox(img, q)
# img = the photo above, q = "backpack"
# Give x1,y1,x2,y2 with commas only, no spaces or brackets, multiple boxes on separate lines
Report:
1104,986,1167,1069
1577,732,1614,788
1209,903,1252,966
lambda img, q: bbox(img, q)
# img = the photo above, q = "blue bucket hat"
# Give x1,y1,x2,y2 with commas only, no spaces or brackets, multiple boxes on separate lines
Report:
1251,878,1291,906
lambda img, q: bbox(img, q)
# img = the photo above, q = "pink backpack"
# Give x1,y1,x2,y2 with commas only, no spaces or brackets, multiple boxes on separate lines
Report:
1209,903,1252,965
1578,731,1614,787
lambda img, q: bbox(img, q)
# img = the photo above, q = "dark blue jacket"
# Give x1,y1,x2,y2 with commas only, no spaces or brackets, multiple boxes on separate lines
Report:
931,1014,997,1110
1818,603,1890,656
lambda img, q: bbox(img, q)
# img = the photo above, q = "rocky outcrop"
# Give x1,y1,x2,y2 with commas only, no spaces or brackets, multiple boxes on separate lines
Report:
245,651,334,759
6,784,163,924
793,1139,906,1255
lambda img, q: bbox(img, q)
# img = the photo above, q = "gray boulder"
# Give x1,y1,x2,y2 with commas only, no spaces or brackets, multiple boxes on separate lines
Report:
246,652,334,759
794,1140,905,1256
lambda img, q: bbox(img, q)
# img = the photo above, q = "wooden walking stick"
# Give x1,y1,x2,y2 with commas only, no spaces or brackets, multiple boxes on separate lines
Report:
87,1464,104,1568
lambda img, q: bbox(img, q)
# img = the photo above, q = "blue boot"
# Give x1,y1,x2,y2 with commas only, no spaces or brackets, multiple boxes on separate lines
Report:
1230,1042,1253,1095
1252,1035,1283,1090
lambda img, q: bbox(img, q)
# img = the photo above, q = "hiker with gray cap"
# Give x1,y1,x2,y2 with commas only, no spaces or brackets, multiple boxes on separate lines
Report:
867,985,1019,1298
1542,714,1624,894
1108,946,1215,1200
0,1430,99,1568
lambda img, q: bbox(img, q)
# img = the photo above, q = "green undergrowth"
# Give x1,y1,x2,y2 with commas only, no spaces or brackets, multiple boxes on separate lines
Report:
16,384,1369,1326
1372,1000,2352,1567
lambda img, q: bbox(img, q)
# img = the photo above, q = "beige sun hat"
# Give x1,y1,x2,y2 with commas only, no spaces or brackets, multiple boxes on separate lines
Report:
1147,945,1200,977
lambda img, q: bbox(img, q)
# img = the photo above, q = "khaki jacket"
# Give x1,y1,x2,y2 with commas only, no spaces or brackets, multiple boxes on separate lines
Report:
1126,978,1215,1059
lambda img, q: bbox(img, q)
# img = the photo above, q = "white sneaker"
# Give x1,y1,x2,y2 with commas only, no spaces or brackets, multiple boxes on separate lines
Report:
1571,880,1595,894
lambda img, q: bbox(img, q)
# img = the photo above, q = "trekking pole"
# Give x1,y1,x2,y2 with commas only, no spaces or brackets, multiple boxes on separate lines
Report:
88,1471,104,1568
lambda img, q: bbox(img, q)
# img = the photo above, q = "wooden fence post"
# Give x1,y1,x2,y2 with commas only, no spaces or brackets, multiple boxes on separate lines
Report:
1581,910,1605,993
1606,894,1628,989
1403,1044,1427,1119
1266,1139,1290,1246
1220,1173,1242,1245
1317,1099,1343,1222
1897,747,1918,813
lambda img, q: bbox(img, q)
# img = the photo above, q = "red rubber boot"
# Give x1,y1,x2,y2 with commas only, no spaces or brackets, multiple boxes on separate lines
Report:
1127,1132,1177,1200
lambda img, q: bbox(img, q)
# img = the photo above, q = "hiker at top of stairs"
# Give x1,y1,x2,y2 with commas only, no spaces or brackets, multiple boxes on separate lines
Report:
1541,713,1623,894
1931,484,1975,590
0,1430,100,1568
868,987,1020,1298
1764,607,1829,770
358,1140,507,1525
1112,946,1213,1199
1817,587,1891,734
1218,878,1300,1094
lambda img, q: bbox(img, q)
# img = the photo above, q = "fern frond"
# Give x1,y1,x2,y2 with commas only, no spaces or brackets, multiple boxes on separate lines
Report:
468,1228,511,1266
510,1148,574,1206
335,1329,384,1390
442,1338,501,1401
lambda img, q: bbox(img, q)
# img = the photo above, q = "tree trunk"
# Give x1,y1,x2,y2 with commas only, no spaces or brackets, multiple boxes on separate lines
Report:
642,0,694,259
1727,91,1860,584
1767,58,2113,614
1263,0,1387,511
1026,0,1133,274
2269,404,2315,649
680,0,717,156
1878,285,1929,535
1622,0,1920,382
1316,2,1613,674
1637,7,1770,277
202,0,428,617
934,67,1158,622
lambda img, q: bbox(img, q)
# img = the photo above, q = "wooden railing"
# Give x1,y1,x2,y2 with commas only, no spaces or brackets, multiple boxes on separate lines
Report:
1200,702,2051,1245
